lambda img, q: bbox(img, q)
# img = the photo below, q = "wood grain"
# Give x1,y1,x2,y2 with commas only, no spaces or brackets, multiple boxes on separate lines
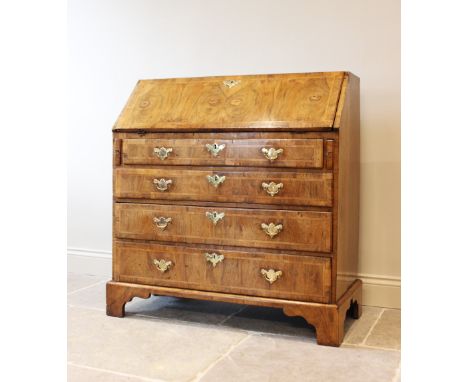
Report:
113,72,345,131
122,138,324,168
114,167,333,207
283,279,362,346
114,240,331,303
334,73,361,300
324,139,334,170
114,203,333,252
115,131,337,140
109,71,361,347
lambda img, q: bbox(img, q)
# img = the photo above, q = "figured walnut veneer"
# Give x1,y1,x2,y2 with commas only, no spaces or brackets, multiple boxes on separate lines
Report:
107,71,361,346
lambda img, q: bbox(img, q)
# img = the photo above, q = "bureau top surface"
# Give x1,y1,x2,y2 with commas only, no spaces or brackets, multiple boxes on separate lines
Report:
113,71,354,132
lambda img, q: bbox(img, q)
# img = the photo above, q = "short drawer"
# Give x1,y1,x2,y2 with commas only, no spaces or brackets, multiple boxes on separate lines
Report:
114,203,332,253
114,168,333,207
114,241,332,303
122,138,324,168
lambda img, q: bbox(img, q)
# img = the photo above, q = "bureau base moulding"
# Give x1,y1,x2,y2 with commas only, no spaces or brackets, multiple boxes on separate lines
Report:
106,279,362,347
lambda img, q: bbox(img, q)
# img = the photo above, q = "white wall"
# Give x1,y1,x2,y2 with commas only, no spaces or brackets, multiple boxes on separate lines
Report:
68,0,400,307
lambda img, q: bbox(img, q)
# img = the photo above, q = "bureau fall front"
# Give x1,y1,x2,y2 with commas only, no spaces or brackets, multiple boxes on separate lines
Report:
107,72,361,346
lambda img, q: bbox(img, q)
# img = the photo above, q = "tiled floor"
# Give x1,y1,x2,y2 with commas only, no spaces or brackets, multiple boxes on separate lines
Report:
68,273,401,382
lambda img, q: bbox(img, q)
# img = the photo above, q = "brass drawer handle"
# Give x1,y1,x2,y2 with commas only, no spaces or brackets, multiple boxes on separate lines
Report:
153,259,173,273
207,174,226,188
206,143,226,157
261,147,283,161
262,182,283,196
153,147,173,160
206,211,225,225
205,252,224,267
261,268,282,284
153,216,172,230
261,222,283,238
153,178,172,192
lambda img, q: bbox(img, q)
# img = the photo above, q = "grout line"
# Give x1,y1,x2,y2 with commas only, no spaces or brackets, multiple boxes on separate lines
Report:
218,305,247,325
133,311,310,342
243,331,317,346
68,362,168,382
69,304,318,344
189,334,252,382
68,279,107,296
68,300,399,351
75,307,396,351
361,308,386,346
342,343,400,353
68,304,250,336
68,304,106,313
132,312,255,336
132,313,229,329
134,312,219,324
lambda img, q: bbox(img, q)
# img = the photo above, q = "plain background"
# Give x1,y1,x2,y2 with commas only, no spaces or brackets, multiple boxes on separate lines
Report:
2,0,468,381
68,0,401,307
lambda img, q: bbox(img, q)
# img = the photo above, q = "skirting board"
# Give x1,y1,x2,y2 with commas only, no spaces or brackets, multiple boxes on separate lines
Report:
67,248,401,309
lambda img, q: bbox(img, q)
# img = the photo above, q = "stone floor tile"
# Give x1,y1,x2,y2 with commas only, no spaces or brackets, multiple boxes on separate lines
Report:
68,273,106,294
343,306,384,345
68,364,154,382
127,295,246,325
68,280,106,310
365,309,401,350
68,306,247,382
199,334,401,382
221,305,316,338
68,280,246,325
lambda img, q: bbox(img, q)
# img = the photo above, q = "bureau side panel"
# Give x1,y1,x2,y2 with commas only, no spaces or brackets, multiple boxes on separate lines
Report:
112,137,122,281
335,73,360,301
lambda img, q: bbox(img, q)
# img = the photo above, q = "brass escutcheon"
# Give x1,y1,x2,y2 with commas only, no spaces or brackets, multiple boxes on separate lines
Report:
262,181,283,196
153,178,172,192
261,268,283,284
153,216,172,230
207,174,226,188
153,147,173,160
206,211,225,225
205,143,226,157
261,222,283,238
223,79,241,88
204,252,225,267
261,147,284,161
153,259,173,273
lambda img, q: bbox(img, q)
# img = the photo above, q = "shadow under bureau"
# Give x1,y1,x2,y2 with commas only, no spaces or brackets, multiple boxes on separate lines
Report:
107,72,361,346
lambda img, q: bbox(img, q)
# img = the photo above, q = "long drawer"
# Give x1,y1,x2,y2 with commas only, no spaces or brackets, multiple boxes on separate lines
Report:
114,167,333,207
122,138,324,168
114,241,332,303
114,203,332,253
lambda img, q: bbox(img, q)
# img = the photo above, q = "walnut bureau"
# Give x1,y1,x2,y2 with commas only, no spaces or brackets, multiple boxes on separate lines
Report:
106,72,362,346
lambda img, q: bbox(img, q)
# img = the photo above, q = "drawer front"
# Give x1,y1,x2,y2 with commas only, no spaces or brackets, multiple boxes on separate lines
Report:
115,168,333,207
115,203,332,253
115,241,332,303
122,138,324,168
